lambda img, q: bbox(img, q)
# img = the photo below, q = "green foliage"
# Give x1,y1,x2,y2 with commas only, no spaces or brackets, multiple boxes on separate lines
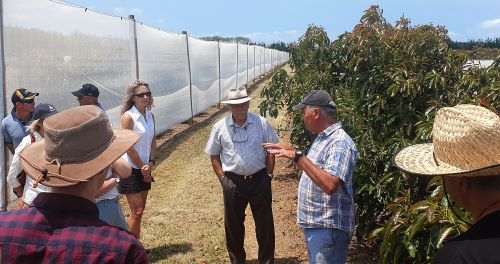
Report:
259,5,500,263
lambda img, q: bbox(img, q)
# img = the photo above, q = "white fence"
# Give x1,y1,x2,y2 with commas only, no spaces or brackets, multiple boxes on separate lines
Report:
0,0,289,209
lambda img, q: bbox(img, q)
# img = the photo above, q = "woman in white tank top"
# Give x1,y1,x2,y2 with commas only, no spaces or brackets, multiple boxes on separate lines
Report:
117,80,156,239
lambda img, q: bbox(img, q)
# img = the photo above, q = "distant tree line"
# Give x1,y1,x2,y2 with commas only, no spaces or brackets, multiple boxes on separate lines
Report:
448,37,500,49
199,35,293,53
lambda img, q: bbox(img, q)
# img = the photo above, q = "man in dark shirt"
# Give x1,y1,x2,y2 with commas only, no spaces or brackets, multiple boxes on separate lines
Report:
393,104,500,264
0,105,148,263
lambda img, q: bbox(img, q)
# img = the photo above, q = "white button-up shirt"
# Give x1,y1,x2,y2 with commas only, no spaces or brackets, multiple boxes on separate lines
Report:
205,112,279,175
121,105,155,169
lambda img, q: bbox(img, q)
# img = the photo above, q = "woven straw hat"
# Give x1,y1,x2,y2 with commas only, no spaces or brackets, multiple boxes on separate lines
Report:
19,105,139,187
393,104,500,177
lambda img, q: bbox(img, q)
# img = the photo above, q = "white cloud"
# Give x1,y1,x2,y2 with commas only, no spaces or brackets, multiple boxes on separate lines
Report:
448,31,462,38
242,30,301,44
113,7,125,15
480,18,500,29
129,8,144,16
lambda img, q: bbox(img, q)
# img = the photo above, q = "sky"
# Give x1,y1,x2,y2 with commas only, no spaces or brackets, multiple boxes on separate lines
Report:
46,0,500,44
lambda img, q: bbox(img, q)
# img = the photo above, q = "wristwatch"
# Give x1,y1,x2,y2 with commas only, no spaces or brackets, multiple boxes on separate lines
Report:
294,149,303,163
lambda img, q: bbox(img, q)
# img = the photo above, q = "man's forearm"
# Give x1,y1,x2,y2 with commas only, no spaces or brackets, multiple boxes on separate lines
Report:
210,155,224,179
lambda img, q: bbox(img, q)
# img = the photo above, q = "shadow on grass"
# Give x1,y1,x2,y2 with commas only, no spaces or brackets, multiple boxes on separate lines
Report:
247,257,304,264
146,242,193,262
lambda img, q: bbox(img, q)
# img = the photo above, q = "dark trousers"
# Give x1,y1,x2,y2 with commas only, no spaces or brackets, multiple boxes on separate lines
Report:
222,169,275,264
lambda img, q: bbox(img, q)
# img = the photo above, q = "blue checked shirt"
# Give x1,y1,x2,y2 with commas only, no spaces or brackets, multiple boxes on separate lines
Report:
297,122,358,235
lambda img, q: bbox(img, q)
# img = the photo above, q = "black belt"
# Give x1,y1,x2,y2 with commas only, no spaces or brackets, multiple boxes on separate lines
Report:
225,168,266,181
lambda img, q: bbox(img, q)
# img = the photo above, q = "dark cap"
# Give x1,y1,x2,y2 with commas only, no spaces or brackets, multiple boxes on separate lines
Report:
292,90,336,111
11,88,39,104
71,84,99,98
32,103,58,120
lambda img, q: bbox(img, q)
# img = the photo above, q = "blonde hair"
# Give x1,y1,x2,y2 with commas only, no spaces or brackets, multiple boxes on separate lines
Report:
120,80,153,115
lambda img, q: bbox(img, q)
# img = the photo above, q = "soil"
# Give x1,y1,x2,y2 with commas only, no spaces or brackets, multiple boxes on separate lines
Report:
141,64,378,263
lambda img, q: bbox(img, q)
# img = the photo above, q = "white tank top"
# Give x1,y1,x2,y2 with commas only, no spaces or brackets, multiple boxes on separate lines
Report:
121,105,155,169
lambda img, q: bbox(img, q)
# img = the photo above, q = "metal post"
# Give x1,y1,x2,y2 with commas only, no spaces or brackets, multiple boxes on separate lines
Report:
246,44,248,87
0,0,7,211
253,45,256,81
182,31,194,125
128,15,139,80
236,42,238,89
217,40,221,108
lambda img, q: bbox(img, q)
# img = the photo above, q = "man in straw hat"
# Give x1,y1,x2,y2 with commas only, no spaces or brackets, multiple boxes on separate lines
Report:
264,90,358,264
392,104,500,263
205,86,279,264
0,105,148,263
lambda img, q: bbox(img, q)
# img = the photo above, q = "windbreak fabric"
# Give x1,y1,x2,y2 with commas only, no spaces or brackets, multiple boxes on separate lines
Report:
3,0,131,117
188,37,219,115
219,42,238,101
132,25,191,133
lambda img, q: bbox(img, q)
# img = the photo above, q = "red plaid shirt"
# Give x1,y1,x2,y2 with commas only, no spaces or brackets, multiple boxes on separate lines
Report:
0,193,148,263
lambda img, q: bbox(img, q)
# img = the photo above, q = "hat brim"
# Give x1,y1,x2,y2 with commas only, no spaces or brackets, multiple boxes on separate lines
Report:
393,143,500,177
292,103,306,111
71,91,84,98
19,128,139,187
221,97,251,105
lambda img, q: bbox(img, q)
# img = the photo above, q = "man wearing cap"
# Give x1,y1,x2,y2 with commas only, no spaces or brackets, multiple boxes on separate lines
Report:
72,83,127,230
0,105,148,263
264,90,358,264
392,104,500,263
1,88,39,153
71,83,102,109
205,86,279,264
7,103,58,208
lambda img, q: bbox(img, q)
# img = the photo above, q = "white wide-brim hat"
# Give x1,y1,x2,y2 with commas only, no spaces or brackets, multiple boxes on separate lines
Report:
393,104,500,177
221,86,252,104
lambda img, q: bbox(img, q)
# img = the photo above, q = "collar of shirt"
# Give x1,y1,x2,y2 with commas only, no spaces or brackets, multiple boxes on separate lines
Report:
227,113,254,128
318,122,343,138
11,108,31,125
33,193,99,220
128,105,149,122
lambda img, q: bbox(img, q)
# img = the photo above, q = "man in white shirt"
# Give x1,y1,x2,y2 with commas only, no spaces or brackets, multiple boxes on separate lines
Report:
206,86,279,264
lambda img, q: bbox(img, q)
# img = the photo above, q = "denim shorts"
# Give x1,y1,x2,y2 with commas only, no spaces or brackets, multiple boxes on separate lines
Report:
117,168,151,194
303,228,351,264
96,198,128,230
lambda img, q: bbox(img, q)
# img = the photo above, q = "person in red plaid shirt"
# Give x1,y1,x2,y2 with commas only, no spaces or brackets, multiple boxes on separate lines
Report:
0,105,148,263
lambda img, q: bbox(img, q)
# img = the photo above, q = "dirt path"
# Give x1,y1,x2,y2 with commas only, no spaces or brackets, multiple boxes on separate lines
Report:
123,65,376,263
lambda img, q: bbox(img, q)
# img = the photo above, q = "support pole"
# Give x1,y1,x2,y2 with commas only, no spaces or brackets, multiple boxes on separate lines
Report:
246,44,248,87
236,42,238,89
182,31,194,125
0,0,7,211
253,45,256,82
217,40,221,108
128,15,139,80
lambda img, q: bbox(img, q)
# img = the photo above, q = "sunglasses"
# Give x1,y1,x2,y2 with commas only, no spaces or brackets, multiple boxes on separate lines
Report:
21,99,34,104
134,92,152,98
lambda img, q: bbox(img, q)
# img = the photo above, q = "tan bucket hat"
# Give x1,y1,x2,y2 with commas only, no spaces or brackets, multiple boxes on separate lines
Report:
221,86,251,104
393,104,500,177
19,105,140,187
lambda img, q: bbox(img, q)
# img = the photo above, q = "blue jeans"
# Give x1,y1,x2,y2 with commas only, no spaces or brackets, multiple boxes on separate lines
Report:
303,228,351,264
96,198,128,230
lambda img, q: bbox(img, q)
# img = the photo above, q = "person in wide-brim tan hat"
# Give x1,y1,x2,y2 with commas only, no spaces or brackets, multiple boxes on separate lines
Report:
19,105,140,187
393,104,500,177
392,104,500,264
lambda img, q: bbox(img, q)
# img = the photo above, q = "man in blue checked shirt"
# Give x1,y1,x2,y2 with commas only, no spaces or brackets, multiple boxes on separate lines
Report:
264,90,358,264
